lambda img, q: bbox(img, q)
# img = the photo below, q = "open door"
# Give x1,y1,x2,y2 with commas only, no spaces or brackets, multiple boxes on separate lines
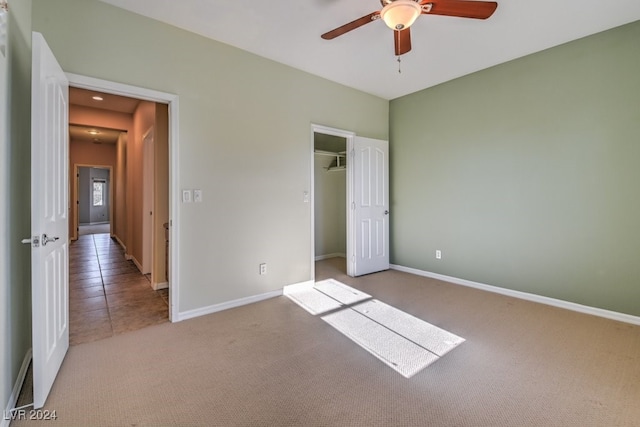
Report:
349,136,389,276
142,127,154,275
30,32,69,408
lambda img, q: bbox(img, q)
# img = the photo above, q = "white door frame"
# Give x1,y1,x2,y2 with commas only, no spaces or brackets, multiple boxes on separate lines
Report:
310,124,356,279
66,73,180,322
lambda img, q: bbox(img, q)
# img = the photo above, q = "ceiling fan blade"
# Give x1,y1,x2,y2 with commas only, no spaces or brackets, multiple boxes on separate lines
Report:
394,28,412,56
321,11,380,40
421,0,498,20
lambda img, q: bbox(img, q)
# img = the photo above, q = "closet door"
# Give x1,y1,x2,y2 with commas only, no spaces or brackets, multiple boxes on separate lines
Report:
350,136,389,276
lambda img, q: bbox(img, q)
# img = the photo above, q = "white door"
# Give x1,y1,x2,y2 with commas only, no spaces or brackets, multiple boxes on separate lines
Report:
350,136,389,276
142,127,154,275
30,32,69,409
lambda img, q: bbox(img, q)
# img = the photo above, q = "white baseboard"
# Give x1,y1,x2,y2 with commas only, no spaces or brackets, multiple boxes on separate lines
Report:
176,289,283,322
113,234,126,252
152,281,168,291
315,253,346,261
129,255,144,273
2,348,32,427
390,264,640,326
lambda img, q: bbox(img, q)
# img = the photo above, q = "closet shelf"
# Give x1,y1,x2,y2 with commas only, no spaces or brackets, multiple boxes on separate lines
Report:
315,149,347,172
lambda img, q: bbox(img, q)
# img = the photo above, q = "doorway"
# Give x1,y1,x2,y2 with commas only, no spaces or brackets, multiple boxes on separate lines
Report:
74,165,113,237
310,124,390,279
67,87,169,344
65,75,177,342
67,74,178,315
314,132,347,275
311,124,355,279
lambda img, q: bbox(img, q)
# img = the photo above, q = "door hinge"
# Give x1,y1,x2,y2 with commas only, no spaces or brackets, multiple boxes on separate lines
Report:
351,202,355,210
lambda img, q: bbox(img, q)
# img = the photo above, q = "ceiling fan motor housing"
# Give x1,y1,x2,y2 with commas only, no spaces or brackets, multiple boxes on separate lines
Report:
380,0,422,30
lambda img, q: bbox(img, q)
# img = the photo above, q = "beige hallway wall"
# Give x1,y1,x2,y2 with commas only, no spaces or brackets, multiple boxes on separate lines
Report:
153,104,169,286
129,101,155,270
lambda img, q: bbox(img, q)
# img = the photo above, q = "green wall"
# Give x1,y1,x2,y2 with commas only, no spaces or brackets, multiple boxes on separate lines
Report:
389,21,640,316
1,0,33,414
32,0,388,314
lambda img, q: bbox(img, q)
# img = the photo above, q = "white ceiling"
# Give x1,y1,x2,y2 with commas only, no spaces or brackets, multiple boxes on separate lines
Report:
98,0,640,100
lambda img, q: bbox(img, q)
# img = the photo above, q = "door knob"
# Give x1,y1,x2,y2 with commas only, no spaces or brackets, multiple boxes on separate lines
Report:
42,234,60,246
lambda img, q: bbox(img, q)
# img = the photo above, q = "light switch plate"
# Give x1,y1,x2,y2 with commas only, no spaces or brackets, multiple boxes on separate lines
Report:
182,189,192,203
193,189,203,203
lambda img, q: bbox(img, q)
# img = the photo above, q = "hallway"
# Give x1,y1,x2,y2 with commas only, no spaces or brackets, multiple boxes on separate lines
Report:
69,233,169,345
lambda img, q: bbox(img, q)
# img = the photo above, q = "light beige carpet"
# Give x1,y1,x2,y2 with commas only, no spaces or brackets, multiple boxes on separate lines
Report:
287,279,465,378
11,258,640,426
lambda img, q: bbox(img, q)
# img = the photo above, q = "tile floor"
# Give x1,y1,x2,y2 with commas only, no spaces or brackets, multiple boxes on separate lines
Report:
69,233,169,345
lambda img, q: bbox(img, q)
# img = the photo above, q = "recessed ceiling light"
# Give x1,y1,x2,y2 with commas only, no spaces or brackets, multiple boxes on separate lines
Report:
88,130,100,135
92,96,103,101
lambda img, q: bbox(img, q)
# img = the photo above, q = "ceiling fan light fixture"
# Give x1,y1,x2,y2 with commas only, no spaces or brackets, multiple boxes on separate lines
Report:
380,0,421,31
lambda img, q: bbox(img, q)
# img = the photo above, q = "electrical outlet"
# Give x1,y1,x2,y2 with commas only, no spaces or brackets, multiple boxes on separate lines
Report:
193,189,203,203
435,250,442,260
259,263,267,275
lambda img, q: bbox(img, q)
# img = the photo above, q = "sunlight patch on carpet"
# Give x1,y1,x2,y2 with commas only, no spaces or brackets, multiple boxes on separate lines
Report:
284,285,343,315
284,279,465,378
283,279,371,315
352,299,465,358
314,279,371,305
322,308,441,378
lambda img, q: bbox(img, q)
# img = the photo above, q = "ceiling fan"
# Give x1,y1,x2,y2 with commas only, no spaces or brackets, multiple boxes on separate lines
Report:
321,0,498,56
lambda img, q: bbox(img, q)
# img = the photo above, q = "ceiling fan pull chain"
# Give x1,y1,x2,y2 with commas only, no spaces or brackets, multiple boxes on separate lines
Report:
397,56,402,74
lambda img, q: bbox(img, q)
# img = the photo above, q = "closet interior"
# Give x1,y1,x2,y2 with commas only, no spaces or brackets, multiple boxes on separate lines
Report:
314,133,347,261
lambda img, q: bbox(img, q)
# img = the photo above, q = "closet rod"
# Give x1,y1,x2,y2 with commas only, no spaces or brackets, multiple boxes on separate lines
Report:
314,149,346,157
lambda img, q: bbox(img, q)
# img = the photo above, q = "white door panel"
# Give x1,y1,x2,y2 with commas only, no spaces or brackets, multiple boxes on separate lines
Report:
142,128,154,275
31,32,69,409
351,137,389,276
